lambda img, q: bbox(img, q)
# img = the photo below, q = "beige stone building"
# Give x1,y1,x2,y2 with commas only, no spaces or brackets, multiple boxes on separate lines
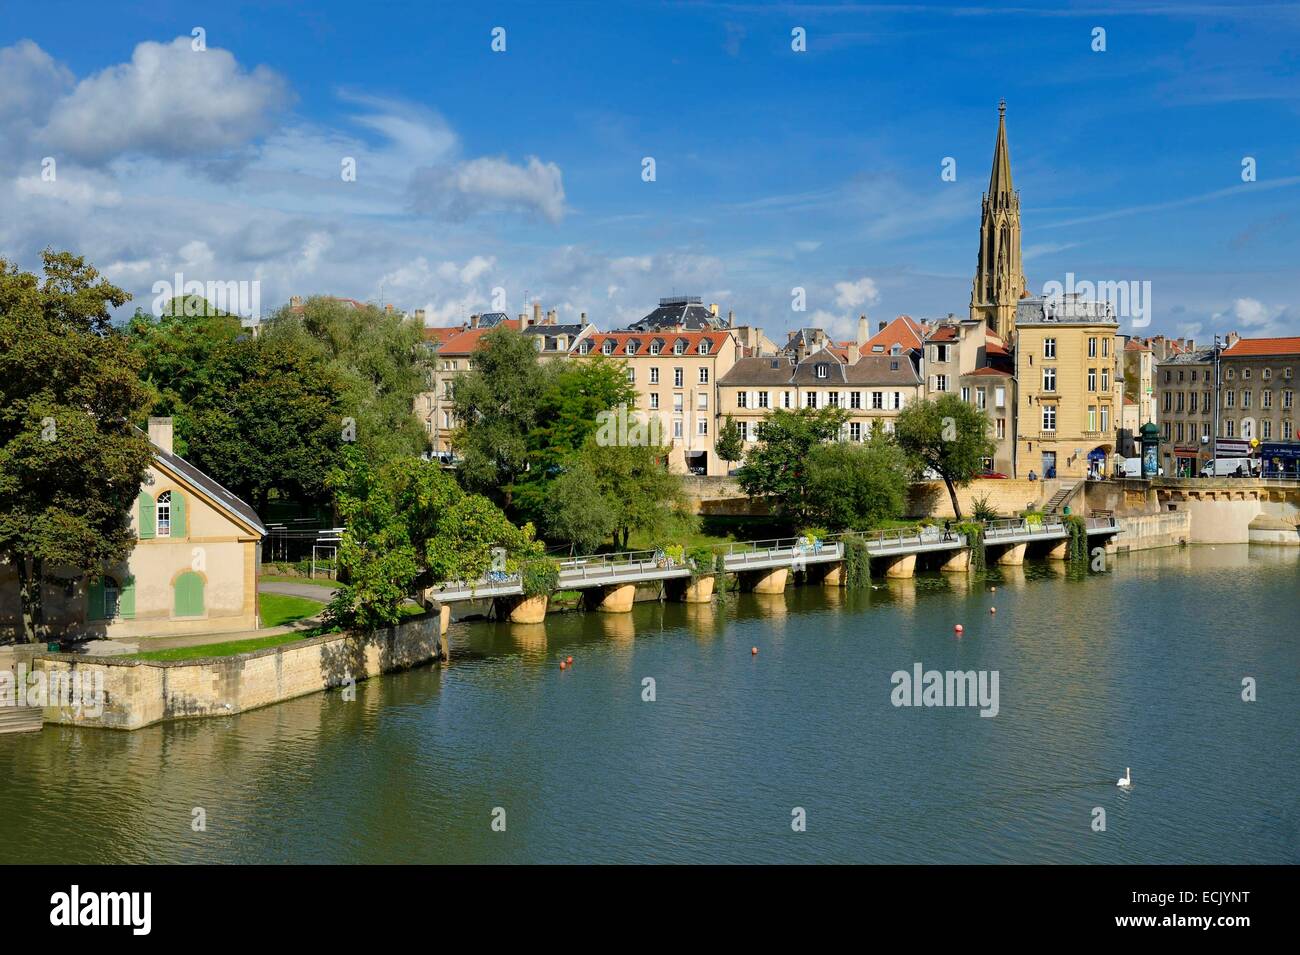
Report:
578,329,740,475
1013,295,1121,479
0,418,266,641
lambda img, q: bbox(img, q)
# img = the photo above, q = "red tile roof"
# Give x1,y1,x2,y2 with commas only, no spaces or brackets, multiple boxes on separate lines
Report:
583,330,733,357
966,366,1011,377
438,320,522,355
926,324,959,342
860,315,925,356
985,331,1009,356
1222,336,1300,358
422,325,465,345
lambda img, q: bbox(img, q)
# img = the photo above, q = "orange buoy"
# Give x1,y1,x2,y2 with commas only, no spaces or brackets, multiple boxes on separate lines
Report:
954,624,964,634
751,647,759,655
566,655,574,664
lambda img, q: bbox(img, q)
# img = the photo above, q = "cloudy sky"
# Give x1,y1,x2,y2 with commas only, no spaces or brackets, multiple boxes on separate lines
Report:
2,1,1299,341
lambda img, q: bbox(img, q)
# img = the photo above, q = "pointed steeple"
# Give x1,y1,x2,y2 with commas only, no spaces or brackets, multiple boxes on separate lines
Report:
988,99,1013,197
970,100,1025,342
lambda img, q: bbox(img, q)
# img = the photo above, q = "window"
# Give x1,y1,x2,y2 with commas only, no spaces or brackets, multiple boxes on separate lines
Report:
602,340,614,355
1242,390,1251,409
1263,367,1272,380
673,420,683,439
782,391,792,408
1088,337,1098,358
976,388,986,409
626,368,635,384
1226,419,1235,437
674,368,683,387
697,393,708,410
737,391,748,408
649,341,661,356
1042,405,1056,432
1226,368,1235,380
1176,422,1184,442
995,386,1006,407
996,417,1006,439
156,491,172,538
1087,369,1097,392
697,418,708,435
1088,406,1097,432
1203,391,1211,413
1225,390,1234,408
872,391,884,410
650,367,659,384
933,343,950,362
1163,392,1172,412
1043,367,1056,392
1286,367,1294,379
828,391,840,407
1262,420,1272,439
673,393,683,412
1242,419,1253,439
850,391,861,409
1285,390,1294,409
961,386,971,403
699,340,711,355
758,391,769,408
649,393,659,410
626,341,638,356
806,391,818,408
1263,390,1273,409
699,367,709,384
892,392,903,409
738,420,749,441
1102,338,1109,358
1101,368,1110,391
849,422,862,442
1243,368,1251,379
674,340,686,355
815,363,829,379
934,374,949,392
1176,392,1183,413
1202,421,1211,440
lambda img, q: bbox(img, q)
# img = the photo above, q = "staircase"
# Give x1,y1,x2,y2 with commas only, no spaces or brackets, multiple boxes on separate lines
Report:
1043,480,1080,515
0,705,44,735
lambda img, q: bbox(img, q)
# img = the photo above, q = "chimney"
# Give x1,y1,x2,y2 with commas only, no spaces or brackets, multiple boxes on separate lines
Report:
290,295,303,310
857,314,869,349
727,309,735,327
148,417,174,456
546,308,557,325
709,303,719,317
533,302,542,327
470,314,480,329
878,320,887,332
414,308,426,324
580,311,587,323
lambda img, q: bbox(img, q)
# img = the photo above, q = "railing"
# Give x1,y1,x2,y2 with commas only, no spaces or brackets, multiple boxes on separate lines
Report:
1086,515,1119,532
983,516,1064,540
558,549,692,581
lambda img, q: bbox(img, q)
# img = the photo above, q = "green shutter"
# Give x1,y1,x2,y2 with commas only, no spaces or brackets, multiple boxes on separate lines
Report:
138,492,155,539
87,577,105,620
120,576,136,619
174,572,204,617
171,491,187,538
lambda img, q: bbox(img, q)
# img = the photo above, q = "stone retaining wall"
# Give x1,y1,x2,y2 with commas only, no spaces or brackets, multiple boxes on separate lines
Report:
1114,512,1190,553
34,613,441,730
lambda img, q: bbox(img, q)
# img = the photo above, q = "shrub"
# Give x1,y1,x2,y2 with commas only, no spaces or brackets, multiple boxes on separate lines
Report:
970,493,998,523
687,545,715,580
954,520,985,573
842,536,871,588
520,558,560,598
1064,514,1088,562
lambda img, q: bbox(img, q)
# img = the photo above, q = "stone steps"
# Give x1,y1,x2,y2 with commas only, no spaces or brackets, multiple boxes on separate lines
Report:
0,705,44,735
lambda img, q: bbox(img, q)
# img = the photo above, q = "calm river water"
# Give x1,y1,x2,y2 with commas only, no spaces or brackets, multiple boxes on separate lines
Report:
1,545,1296,864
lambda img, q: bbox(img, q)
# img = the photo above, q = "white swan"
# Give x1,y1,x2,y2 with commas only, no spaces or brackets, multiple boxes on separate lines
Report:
1117,767,1132,788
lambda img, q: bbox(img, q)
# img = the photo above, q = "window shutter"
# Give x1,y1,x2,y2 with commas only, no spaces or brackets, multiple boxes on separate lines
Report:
138,492,155,539
87,577,105,620
171,491,187,538
120,576,136,619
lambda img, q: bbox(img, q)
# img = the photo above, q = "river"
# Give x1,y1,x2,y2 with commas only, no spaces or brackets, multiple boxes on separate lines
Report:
1,544,1296,864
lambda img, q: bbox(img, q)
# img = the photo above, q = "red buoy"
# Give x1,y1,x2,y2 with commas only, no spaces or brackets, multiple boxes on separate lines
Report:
566,655,574,665
751,647,759,655
954,624,964,635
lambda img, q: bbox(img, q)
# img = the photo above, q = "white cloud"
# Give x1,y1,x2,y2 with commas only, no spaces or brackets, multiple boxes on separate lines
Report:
410,155,566,223
40,37,291,164
1211,297,1296,337
833,276,880,310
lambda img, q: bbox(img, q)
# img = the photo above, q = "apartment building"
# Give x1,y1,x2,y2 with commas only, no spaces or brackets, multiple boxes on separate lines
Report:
1013,294,1121,479
577,329,739,476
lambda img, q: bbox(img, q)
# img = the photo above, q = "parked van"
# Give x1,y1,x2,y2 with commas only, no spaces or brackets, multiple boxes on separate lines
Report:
1119,457,1143,478
1200,458,1255,478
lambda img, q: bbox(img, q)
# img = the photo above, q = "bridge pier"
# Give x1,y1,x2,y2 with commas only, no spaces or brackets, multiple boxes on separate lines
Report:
495,594,549,624
666,576,715,603
742,566,788,594
881,553,916,579
816,562,845,587
994,542,1027,566
1046,540,1068,561
438,604,451,662
939,548,970,573
584,583,637,613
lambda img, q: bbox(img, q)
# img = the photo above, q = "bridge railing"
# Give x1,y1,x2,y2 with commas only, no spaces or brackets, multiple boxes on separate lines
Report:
983,516,1064,539
558,549,684,580
1085,515,1118,531
724,536,837,564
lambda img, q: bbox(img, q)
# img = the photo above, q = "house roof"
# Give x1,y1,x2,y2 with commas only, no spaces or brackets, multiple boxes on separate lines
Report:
965,366,1012,378
860,315,925,356
583,330,732,356
437,321,522,355
1222,336,1300,358
421,325,465,345
926,324,959,342
626,296,725,332
719,352,920,387
139,433,266,537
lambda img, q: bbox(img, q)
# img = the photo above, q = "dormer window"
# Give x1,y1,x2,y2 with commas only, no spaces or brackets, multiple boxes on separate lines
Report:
674,340,686,355
602,340,614,355
891,343,902,356
579,342,590,354
871,345,884,353
699,340,711,355
534,337,545,351
626,341,638,356
816,364,829,379
649,341,661,355
557,336,567,350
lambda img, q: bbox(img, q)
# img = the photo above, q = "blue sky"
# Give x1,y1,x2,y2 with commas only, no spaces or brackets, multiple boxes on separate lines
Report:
3,0,1299,341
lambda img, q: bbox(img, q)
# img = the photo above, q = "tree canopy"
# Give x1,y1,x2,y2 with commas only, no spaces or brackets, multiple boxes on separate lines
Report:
0,251,154,642
735,406,849,524
803,432,911,531
893,394,996,519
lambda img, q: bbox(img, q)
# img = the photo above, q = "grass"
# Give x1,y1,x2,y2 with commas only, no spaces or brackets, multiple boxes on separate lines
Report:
259,592,327,627
130,631,315,662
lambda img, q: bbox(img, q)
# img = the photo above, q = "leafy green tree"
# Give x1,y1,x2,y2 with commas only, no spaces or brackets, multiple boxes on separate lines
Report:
450,326,552,508
736,406,848,523
264,296,427,466
183,334,347,511
715,415,744,469
893,394,996,519
578,440,696,550
325,448,542,630
543,454,617,554
0,252,154,642
804,434,910,531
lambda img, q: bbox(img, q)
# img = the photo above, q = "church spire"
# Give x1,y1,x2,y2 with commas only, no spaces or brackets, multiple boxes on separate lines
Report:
988,99,1013,197
970,100,1025,342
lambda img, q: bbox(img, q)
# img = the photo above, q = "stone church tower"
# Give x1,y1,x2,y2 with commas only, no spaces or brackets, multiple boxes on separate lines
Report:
970,101,1026,342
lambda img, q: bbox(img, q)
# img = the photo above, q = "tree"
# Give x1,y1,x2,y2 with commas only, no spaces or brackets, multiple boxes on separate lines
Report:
0,252,154,642
449,326,552,508
543,455,617,554
893,394,996,519
264,296,427,466
183,334,347,511
804,433,910,531
715,415,744,470
736,406,848,524
577,440,696,550
325,447,542,630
